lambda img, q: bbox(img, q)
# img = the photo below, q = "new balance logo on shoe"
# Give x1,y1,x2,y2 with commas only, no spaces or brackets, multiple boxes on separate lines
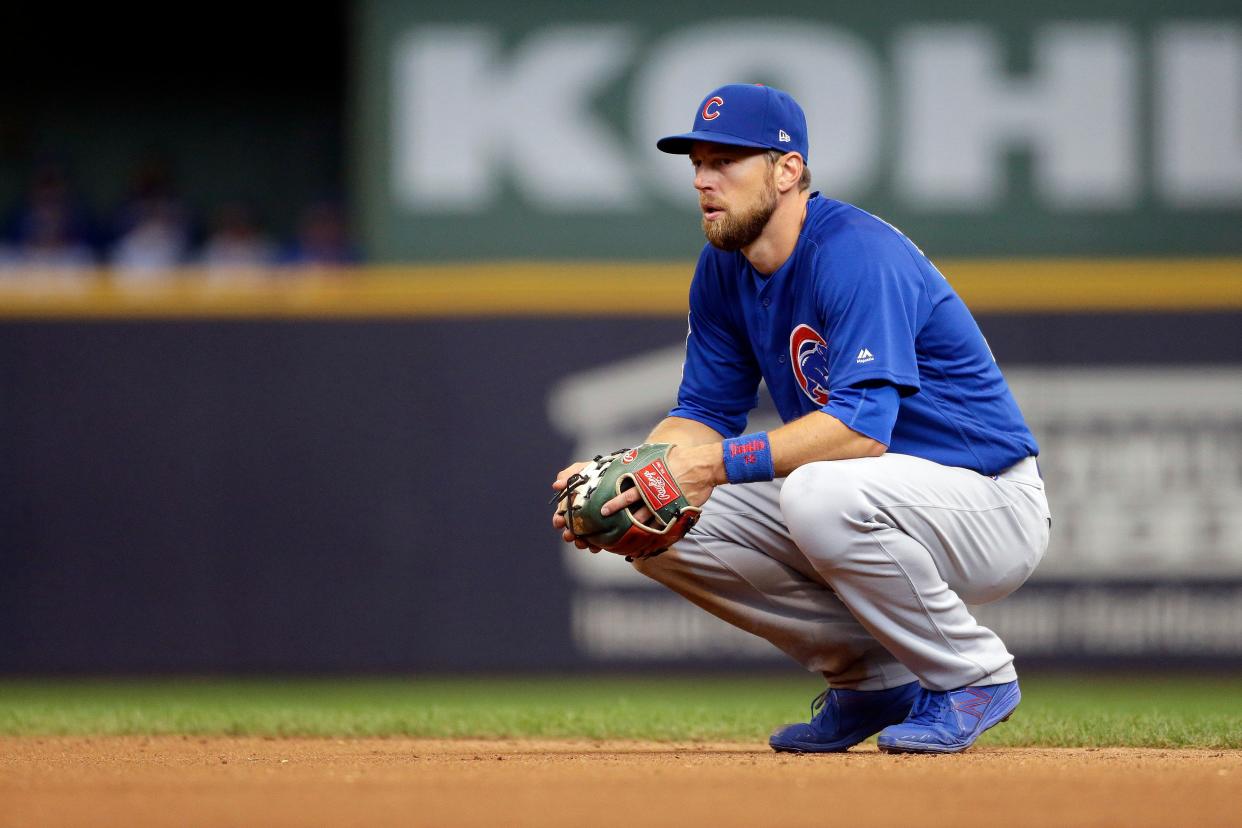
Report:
951,687,993,721
856,348,875,364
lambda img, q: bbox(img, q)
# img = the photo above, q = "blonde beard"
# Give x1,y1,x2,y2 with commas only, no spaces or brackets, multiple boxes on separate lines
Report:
702,177,779,252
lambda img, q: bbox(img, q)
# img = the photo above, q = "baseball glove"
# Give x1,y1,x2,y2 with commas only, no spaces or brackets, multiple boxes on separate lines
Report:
551,443,702,561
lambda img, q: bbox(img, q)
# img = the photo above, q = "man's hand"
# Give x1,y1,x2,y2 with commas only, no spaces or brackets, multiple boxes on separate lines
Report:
552,461,601,551
551,459,663,550
599,443,723,519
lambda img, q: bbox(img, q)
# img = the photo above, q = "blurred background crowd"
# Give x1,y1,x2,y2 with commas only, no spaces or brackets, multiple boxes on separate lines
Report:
0,160,357,275
0,4,355,279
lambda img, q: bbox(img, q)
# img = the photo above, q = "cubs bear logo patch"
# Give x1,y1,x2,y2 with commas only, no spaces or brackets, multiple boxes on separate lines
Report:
789,323,831,405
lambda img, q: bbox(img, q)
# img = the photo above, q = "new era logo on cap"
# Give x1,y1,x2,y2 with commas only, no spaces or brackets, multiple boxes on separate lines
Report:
656,83,810,161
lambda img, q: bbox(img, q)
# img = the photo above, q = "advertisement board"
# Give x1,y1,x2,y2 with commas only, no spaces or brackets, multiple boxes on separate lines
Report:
551,351,1242,662
357,0,1242,259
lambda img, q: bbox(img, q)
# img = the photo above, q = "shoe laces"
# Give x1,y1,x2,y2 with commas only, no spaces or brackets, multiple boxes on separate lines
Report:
906,689,948,726
809,689,830,719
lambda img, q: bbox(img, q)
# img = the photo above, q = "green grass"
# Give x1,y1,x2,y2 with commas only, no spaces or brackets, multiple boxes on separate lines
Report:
1,675,1240,748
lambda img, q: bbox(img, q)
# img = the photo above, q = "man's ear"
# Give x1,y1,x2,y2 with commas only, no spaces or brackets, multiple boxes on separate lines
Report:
776,153,803,193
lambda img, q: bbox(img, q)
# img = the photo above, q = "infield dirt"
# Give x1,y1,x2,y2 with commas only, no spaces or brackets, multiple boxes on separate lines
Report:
2,737,1238,827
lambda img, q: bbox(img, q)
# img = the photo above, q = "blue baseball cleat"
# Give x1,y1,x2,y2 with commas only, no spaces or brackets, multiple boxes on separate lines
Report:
876,680,1021,754
769,681,921,753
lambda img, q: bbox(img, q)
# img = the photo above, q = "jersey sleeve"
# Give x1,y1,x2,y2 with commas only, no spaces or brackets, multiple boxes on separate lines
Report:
816,224,929,396
667,252,761,438
822,381,900,446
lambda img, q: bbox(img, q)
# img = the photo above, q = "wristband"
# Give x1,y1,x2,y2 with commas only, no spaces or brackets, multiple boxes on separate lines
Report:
722,432,775,484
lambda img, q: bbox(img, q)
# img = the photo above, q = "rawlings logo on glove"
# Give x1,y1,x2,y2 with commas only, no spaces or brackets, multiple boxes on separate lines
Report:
637,460,679,508
551,443,701,561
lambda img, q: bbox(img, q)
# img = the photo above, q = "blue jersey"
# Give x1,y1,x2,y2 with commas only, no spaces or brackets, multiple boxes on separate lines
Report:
669,194,1038,476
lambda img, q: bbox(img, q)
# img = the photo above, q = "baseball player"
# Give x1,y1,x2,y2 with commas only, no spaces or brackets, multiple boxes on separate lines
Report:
552,83,1050,754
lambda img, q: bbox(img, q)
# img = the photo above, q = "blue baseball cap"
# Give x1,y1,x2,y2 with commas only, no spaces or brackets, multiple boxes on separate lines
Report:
657,83,809,162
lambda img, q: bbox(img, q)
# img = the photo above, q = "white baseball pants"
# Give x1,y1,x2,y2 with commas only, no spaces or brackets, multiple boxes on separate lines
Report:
634,453,1051,691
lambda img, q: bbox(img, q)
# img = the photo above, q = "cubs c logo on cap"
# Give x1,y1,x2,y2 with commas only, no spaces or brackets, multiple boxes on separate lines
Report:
701,96,724,121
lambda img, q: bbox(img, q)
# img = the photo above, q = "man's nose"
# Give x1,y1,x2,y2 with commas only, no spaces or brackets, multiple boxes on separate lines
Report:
694,169,713,192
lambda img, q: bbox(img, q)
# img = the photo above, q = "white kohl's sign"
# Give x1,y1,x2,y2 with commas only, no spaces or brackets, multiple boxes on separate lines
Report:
392,21,1242,213
356,4,1242,258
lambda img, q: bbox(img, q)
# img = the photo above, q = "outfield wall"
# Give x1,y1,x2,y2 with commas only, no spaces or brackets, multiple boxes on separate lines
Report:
1,265,1240,672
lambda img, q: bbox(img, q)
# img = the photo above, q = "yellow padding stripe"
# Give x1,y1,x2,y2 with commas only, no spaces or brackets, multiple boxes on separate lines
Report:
0,259,1239,318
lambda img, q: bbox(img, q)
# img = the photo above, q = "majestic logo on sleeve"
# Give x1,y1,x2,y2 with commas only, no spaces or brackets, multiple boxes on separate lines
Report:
701,96,724,121
789,324,831,405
